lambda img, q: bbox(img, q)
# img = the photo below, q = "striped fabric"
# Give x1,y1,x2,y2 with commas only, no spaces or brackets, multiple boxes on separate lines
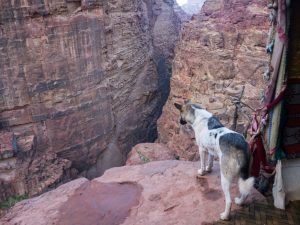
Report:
283,2,300,159
283,82,300,158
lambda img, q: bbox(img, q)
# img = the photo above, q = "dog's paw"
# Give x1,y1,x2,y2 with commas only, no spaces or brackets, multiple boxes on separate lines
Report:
205,166,212,173
197,169,205,176
235,197,243,205
220,212,230,221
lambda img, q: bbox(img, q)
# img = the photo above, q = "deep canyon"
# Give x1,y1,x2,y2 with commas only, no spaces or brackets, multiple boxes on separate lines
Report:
0,0,269,213
0,0,182,201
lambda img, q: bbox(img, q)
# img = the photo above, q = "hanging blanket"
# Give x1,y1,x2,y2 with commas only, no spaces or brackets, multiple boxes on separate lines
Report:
263,44,286,160
282,2,300,159
283,80,300,158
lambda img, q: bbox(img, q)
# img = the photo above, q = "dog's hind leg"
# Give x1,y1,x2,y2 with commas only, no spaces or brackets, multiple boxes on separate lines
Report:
235,194,247,205
205,153,214,173
197,149,206,176
235,177,255,205
220,173,231,220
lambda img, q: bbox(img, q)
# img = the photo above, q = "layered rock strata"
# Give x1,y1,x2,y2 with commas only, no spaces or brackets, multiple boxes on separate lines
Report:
157,0,269,160
0,0,181,200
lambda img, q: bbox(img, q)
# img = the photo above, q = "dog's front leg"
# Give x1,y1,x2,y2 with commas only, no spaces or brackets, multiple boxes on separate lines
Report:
197,150,206,176
205,153,213,173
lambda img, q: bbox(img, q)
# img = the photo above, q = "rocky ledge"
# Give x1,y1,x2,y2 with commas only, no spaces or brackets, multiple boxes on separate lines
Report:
0,160,265,225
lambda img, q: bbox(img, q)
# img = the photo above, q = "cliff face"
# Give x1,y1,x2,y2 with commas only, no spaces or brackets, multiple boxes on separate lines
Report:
157,0,269,160
0,0,180,201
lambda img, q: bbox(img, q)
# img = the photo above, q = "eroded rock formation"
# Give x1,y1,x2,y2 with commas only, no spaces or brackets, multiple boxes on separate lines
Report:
0,131,72,202
0,0,181,201
157,0,269,160
0,160,265,225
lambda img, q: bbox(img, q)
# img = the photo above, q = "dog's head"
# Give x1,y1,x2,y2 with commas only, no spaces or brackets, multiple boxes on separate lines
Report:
174,100,202,125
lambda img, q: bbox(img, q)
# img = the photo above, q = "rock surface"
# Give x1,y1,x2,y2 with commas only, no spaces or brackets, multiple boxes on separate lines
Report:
126,143,176,165
0,0,181,200
0,160,266,225
0,131,72,202
157,0,269,160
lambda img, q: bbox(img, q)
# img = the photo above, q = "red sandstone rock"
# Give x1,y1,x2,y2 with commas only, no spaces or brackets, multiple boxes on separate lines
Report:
0,160,266,225
157,0,269,160
0,0,181,200
16,135,35,153
126,143,176,165
0,133,71,202
0,132,16,160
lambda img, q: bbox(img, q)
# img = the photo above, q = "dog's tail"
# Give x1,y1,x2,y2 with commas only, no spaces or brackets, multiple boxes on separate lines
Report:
238,149,254,196
238,177,254,196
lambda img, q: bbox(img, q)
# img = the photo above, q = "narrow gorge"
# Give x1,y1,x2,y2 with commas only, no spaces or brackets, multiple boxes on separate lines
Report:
0,0,181,201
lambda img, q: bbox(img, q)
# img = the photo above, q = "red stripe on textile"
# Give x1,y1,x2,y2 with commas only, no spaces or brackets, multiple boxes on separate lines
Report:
285,104,300,113
286,119,300,127
288,78,300,84
284,144,300,154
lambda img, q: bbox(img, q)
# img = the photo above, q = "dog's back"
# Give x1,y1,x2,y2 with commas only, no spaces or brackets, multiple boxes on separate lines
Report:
195,111,252,182
219,132,250,180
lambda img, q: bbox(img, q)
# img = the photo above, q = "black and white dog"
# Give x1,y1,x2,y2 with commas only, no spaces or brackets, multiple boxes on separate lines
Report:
175,100,254,220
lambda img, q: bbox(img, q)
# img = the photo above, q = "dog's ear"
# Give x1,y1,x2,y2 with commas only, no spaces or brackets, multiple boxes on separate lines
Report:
174,103,182,111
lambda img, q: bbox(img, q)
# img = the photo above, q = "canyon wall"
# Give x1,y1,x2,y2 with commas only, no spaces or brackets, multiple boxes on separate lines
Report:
157,0,269,160
0,0,180,201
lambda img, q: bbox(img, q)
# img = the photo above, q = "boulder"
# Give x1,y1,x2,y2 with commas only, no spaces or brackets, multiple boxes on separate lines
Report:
1,160,266,225
126,143,176,165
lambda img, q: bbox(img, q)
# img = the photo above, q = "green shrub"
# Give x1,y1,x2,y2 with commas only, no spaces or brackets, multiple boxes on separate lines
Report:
137,150,150,163
0,194,28,209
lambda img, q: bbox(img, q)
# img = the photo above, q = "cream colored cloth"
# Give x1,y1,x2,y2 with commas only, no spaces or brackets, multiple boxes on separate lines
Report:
273,160,285,209
273,159,300,209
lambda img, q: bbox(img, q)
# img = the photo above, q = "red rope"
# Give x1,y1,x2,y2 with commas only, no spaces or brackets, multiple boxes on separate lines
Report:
277,26,288,42
265,85,287,110
248,86,286,177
